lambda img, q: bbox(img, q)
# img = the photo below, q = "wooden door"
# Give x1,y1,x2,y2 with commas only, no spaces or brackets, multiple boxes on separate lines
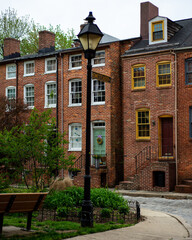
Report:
161,118,173,157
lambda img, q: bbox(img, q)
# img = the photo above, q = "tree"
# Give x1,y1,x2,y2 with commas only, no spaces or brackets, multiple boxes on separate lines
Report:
0,108,75,190
0,8,76,57
0,95,28,131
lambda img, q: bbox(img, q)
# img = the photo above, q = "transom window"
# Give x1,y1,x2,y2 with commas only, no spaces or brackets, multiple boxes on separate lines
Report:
136,109,150,139
45,58,56,73
92,79,105,104
24,61,35,76
157,62,171,86
69,54,82,69
185,59,192,85
24,84,34,108
45,82,56,108
69,123,82,151
92,51,105,66
6,64,16,79
69,79,82,106
152,21,164,41
132,64,145,89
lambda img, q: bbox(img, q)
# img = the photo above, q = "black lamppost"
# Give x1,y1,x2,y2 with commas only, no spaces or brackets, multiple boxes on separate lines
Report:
78,12,103,227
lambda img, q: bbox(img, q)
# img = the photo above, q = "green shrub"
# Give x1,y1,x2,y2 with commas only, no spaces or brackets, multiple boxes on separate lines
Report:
57,207,69,217
100,208,112,218
118,205,130,215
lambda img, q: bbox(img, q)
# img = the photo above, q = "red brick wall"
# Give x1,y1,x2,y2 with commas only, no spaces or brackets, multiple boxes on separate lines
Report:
122,52,176,185
39,31,55,51
177,51,192,182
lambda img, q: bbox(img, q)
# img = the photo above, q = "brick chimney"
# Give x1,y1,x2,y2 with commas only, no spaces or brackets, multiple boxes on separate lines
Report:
38,30,55,53
3,38,20,59
140,2,159,40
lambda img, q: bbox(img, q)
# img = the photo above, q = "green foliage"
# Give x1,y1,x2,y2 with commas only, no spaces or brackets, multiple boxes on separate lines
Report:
118,205,130,215
0,108,74,190
100,208,112,218
0,8,75,58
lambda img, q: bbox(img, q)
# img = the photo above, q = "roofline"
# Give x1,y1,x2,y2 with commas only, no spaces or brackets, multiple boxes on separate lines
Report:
122,48,174,58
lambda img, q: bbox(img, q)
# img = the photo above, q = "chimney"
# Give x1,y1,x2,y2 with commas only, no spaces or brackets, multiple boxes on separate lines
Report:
140,2,159,40
3,38,20,59
38,30,55,53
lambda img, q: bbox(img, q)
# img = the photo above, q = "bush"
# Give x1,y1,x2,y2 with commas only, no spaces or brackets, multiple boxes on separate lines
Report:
49,177,73,191
100,208,112,218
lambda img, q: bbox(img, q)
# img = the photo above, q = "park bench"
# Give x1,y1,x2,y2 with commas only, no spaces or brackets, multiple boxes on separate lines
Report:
0,192,48,234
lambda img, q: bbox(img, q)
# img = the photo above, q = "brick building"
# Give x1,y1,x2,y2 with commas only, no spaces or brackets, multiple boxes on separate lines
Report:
0,27,138,188
120,2,192,192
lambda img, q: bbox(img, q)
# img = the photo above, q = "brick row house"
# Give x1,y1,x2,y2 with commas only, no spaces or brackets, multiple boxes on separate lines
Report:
0,28,138,188
1,2,192,192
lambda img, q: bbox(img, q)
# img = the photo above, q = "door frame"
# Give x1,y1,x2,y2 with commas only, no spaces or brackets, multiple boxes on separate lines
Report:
91,120,106,165
158,115,173,158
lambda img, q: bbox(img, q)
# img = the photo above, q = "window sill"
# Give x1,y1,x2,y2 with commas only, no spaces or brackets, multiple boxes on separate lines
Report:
185,84,192,88
44,105,56,108
92,64,105,68
44,71,56,74
68,149,82,152
23,73,35,77
68,104,82,107
27,106,34,110
6,77,16,80
68,67,82,71
92,102,105,106
156,85,172,90
131,88,146,92
136,138,150,142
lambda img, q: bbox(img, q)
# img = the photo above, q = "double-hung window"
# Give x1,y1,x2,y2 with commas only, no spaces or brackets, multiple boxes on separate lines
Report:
185,59,192,85
69,54,82,69
132,64,145,89
69,123,82,151
45,81,56,108
156,61,171,87
190,107,192,138
92,79,105,104
136,109,150,140
69,79,82,106
24,84,34,108
152,21,164,41
45,58,56,73
6,64,16,79
6,86,16,110
92,51,105,67
24,61,35,76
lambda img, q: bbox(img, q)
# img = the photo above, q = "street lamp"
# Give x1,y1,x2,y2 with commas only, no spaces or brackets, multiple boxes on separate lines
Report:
78,12,103,227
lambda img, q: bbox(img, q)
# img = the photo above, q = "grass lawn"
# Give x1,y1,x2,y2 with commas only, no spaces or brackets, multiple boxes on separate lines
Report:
1,213,134,239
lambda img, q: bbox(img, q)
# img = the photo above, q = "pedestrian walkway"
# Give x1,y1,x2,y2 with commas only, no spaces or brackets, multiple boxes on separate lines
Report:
66,208,192,240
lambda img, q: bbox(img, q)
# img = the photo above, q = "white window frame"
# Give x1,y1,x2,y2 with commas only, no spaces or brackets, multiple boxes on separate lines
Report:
149,17,167,45
45,81,57,108
91,79,105,105
69,79,82,106
6,86,16,99
92,50,105,67
24,84,34,109
6,64,16,79
24,61,35,76
45,57,56,74
69,54,82,70
69,123,82,151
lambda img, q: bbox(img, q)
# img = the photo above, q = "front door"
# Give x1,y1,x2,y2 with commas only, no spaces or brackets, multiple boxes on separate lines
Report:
161,117,173,157
92,122,106,165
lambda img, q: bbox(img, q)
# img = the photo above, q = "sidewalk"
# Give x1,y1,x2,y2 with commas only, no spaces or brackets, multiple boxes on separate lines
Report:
66,208,192,240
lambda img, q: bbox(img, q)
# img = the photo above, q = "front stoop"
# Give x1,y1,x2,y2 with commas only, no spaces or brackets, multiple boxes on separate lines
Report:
175,180,192,193
116,175,140,190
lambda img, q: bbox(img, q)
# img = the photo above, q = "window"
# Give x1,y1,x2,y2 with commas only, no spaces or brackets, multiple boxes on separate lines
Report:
45,58,56,73
45,82,56,108
24,61,35,76
69,79,82,106
190,107,192,138
24,84,34,108
69,54,82,69
156,61,171,87
92,79,105,104
152,21,164,41
132,64,145,89
92,51,105,67
6,64,16,79
6,86,16,110
136,109,150,139
69,123,82,151
185,59,192,85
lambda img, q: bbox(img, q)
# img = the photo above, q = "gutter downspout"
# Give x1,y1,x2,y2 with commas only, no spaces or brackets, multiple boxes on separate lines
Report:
60,53,64,179
15,60,18,104
171,50,178,185
56,54,59,130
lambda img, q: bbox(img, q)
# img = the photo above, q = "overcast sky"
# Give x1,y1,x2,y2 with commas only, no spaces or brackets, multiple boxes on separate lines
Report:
1,0,192,40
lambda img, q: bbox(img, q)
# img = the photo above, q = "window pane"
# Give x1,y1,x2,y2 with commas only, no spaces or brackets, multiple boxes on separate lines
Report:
158,63,171,85
25,86,34,106
93,80,105,103
70,125,82,149
26,62,34,74
7,65,16,78
71,81,82,104
93,51,105,65
7,88,16,99
137,110,150,138
71,55,82,68
47,83,56,105
47,59,56,72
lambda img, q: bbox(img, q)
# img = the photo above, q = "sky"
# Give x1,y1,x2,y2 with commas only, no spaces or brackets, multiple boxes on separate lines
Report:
1,0,192,40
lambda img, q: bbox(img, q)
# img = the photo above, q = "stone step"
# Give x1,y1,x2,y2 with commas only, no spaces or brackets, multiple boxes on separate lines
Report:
183,180,192,186
175,184,192,193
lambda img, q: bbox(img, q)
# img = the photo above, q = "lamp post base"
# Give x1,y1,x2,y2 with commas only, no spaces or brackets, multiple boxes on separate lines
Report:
81,200,93,227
